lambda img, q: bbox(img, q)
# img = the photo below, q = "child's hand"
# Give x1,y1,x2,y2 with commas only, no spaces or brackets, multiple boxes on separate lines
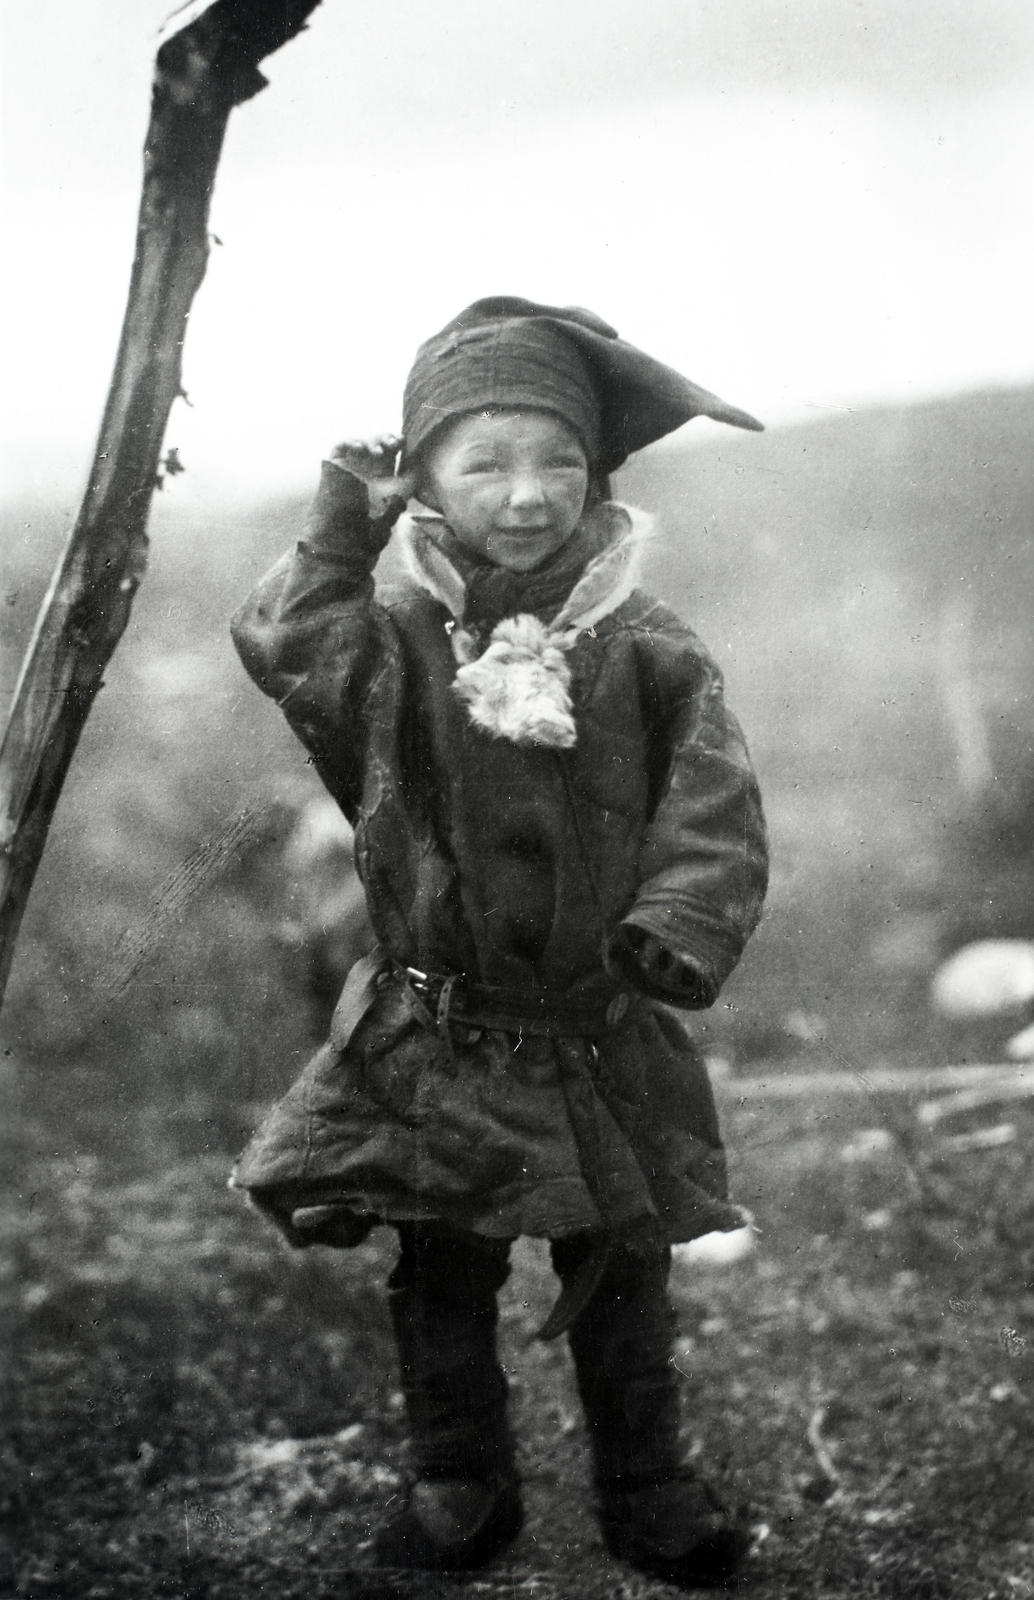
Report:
330,434,400,479
609,925,704,1003
328,435,416,522
330,435,416,491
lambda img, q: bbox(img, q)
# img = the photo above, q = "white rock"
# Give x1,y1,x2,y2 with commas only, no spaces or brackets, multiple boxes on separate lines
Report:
1005,1020,1034,1060
840,1128,896,1162
930,940,1034,1018
672,1226,756,1267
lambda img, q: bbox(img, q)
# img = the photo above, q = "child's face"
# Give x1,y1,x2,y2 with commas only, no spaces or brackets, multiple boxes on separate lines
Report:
418,410,590,572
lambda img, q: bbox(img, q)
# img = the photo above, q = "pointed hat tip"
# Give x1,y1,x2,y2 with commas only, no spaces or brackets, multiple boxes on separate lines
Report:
712,402,765,433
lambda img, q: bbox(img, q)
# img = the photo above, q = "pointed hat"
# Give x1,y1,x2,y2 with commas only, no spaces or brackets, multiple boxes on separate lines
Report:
402,295,762,473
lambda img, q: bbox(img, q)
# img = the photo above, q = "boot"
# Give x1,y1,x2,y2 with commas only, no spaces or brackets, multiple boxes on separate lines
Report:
372,1225,524,1571
551,1234,749,1588
596,1468,750,1587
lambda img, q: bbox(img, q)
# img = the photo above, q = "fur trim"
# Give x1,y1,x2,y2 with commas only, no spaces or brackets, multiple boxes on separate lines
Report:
395,503,654,748
552,503,650,634
397,514,467,618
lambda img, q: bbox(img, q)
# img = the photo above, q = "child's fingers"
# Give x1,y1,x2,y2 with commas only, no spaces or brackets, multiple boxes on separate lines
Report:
610,927,696,994
621,928,659,960
638,935,667,970
329,440,373,466
329,435,402,479
632,933,693,985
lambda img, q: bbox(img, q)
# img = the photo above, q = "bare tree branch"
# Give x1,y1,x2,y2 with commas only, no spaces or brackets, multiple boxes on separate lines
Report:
0,0,323,1005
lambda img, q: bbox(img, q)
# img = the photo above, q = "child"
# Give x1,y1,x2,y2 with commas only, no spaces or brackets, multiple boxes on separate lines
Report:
230,297,769,1586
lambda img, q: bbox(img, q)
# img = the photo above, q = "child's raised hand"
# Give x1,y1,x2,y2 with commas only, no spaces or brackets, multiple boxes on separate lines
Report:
328,434,416,519
330,435,412,485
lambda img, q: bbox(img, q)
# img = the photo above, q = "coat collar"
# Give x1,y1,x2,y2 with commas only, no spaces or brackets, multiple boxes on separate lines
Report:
395,500,653,635
394,502,654,750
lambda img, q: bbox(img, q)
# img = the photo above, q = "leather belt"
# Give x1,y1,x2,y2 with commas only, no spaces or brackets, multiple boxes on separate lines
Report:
400,965,631,1040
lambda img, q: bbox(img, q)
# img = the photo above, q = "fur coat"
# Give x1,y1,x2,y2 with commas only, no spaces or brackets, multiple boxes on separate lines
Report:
229,463,768,1246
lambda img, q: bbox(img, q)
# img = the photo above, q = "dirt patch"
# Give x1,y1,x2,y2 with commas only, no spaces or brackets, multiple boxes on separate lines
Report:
4,1079,1033,1599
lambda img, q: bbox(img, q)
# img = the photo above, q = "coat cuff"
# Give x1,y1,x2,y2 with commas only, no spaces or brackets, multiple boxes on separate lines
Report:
302,460,406,565
607,925,714,1009
613,895,748,1009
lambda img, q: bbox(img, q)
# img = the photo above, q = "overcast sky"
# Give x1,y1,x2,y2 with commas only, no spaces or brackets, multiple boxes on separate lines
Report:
2,0,1033,502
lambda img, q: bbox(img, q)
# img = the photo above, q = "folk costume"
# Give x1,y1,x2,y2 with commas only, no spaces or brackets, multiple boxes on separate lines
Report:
230,299,768,1583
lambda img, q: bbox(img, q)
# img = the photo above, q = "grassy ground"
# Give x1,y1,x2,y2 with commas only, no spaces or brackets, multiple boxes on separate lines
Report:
4,1061,1033,1600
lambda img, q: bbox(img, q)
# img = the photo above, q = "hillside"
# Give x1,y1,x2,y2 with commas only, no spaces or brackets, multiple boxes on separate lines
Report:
622,384,1034,789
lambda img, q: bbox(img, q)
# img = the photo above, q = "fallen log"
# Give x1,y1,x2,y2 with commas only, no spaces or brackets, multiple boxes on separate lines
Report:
0,0,323,1005
713,1062,1032,1101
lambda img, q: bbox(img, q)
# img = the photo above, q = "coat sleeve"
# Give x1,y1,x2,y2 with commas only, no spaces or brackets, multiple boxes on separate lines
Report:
230,462,406,821
616,601,769,1009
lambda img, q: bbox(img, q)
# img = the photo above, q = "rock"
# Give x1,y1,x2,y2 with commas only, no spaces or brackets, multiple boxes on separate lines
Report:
930,939,1034,1019
1005,1020,1034,1060
672,1226,756,1268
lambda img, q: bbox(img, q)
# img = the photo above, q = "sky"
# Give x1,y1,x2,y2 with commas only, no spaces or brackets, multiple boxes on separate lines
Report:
2,0,1033,503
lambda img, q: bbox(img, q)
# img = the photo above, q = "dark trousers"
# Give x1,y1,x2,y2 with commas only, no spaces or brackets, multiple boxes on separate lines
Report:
389,1225,680,1486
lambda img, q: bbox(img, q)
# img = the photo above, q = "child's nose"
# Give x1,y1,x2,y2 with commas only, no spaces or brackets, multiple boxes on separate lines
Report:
507,472,547,508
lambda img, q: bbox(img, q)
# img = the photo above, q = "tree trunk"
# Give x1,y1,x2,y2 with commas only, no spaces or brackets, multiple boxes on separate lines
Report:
0,0,323,1004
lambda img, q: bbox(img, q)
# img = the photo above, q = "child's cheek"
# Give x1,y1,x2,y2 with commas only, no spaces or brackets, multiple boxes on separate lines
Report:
471,487,502,531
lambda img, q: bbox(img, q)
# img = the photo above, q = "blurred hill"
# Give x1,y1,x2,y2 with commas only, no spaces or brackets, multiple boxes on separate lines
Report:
624,386,1034,1066
2,386,1032,1132
623,384,1034,794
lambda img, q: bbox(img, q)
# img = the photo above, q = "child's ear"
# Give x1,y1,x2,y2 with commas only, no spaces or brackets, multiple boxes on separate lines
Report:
415,470,444,514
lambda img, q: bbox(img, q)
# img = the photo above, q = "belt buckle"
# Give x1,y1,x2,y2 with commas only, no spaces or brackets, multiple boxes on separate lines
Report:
404,965,433,1001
